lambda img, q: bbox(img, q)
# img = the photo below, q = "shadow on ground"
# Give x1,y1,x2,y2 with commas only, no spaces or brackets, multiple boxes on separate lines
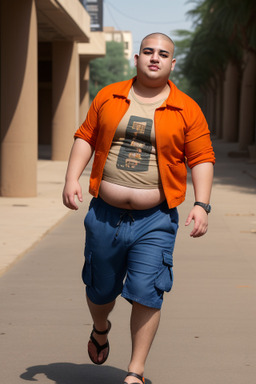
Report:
20,363,152,384
208,138,256,194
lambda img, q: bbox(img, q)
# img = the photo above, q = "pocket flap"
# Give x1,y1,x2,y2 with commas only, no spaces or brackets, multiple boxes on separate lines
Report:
163,251,173,267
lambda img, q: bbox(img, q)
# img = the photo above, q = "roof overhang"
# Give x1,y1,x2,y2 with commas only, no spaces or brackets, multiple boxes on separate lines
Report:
36,0,90,42
78,31,106,60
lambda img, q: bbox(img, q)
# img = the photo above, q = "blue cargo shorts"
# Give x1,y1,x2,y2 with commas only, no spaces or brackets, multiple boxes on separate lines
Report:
82,197,179,309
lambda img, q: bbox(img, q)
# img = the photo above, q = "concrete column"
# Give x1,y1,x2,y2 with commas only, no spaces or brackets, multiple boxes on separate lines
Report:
79,59,90,125
0,0,37,197
52,42,79,160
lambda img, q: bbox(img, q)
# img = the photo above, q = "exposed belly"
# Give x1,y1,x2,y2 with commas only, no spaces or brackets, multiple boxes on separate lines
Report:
99,180,166,210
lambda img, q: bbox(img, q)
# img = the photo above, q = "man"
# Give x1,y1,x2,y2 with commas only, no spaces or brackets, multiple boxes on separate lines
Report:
63,33,215,384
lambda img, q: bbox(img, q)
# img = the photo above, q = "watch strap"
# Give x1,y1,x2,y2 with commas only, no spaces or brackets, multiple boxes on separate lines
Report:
194,201,211,213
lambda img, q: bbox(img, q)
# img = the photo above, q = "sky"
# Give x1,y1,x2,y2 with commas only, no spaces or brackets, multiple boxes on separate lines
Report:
103,0,195,60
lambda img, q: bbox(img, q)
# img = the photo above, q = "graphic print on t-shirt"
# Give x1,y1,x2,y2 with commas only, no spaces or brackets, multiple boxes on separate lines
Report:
116,115,153,172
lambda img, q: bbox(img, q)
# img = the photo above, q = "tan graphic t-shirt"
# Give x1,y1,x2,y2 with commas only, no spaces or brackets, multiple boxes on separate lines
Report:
102,87,167,189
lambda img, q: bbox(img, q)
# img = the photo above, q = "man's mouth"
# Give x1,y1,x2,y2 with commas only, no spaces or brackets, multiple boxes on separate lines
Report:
148,65,159,71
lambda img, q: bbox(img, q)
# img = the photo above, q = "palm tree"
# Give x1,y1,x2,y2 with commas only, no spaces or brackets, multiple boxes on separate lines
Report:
174,5,231,135
175,0,256,150
206,0,256,148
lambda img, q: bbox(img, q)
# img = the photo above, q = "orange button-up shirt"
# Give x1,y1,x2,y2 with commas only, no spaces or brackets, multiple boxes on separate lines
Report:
75,78,215,208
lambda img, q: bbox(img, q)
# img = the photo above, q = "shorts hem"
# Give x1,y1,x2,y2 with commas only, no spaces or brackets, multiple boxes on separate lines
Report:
86,287,121,305
121,291,162,310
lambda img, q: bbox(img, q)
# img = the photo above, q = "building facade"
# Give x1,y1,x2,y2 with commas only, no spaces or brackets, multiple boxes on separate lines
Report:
0,0,105,197
104,27,133,61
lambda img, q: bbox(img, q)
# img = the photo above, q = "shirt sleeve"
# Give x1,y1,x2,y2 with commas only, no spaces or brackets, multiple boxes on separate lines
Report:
74,95,100,148
183,98,215,168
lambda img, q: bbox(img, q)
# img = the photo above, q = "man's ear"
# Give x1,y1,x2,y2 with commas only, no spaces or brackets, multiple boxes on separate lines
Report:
171,58,176,72
134,54,139,67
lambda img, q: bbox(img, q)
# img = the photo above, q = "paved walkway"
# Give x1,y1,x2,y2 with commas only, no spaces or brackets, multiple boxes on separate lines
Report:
0,139,256,384
0,160,92,277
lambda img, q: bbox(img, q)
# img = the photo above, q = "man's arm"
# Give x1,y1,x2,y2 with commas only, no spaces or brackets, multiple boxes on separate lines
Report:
185,162,214,237
62,138,94,210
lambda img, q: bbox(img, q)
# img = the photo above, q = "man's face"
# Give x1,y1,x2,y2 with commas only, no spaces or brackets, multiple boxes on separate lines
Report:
134,36,176,85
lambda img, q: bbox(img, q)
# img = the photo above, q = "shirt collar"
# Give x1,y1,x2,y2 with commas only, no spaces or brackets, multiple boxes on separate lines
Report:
113,77,184,110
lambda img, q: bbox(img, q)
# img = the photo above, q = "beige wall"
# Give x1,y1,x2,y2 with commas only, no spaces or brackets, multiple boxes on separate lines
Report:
52,41,79,161
0,0,105,197
1,0,38,197
80,60,90,126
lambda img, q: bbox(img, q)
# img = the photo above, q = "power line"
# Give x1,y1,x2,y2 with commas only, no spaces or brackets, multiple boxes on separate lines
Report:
104,1,121,29
104,0,186,25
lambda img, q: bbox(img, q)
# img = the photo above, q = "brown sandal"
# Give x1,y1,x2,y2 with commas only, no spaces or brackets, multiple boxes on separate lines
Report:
124,372,145,384
88,320,111,365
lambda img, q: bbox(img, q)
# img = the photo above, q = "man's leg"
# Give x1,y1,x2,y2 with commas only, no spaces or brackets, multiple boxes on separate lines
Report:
87,295,115,364
125,302,161,384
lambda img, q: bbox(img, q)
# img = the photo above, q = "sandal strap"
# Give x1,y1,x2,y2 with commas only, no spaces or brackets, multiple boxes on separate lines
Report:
125,372,145,384
90,333,109,354
93,320,111,335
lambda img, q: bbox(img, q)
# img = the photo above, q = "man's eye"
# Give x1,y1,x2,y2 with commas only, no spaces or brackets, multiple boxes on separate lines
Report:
144,50,152,55
160,53,168,58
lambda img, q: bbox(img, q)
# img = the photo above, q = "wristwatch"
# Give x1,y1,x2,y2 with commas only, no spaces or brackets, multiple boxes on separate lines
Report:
194,201,211,214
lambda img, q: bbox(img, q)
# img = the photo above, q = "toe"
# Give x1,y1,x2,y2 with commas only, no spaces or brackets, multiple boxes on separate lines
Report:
88,340,108,364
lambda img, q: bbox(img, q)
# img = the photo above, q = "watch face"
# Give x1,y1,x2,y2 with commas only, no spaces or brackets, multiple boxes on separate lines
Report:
205,204,211,213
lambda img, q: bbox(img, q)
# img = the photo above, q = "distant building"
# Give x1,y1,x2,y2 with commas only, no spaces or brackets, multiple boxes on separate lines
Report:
80,0,103,31
104,27,133,61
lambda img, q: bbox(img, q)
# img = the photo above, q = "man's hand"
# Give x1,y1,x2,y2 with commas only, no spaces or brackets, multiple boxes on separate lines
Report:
62,180,83,210
62,139,94,210
185,205,208,237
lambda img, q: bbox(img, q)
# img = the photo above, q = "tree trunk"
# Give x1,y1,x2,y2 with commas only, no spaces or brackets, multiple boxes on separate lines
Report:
222,61,240,142
204,80,216,134
209,78,217,134
215,74,224,139
238,50,256,150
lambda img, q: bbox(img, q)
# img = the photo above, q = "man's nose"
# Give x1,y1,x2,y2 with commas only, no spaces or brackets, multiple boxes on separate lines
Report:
151,52,159,61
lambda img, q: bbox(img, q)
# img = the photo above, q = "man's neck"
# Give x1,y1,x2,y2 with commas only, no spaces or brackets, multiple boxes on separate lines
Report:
132,80,170,104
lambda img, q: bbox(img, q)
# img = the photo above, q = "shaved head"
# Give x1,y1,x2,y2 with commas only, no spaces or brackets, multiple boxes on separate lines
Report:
134,32,176,89
139,33,175,54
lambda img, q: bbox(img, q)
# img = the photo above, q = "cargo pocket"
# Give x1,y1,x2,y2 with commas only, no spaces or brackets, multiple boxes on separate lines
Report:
154,251,174,292
84,198,96,229
82,250,92,286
